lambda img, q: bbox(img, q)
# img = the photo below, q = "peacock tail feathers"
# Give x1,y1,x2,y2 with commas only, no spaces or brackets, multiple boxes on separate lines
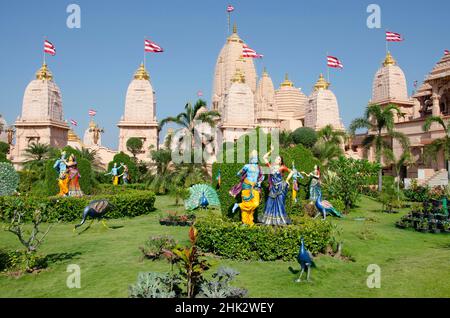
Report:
88,200,111,214
328,206,343,218
185,184,220,211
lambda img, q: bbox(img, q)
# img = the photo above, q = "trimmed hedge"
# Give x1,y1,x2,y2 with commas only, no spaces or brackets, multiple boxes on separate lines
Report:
196,215,333,261
0,190,156,223
212,144,319,220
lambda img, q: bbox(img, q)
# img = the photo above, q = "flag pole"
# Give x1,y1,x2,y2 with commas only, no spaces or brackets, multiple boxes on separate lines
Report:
43,36,46,65
385,29,389,54
326,51,330,84
144,36,146,69
228,11,231,34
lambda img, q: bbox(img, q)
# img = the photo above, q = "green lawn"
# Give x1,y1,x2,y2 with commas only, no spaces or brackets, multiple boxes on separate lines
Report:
0,195,449,298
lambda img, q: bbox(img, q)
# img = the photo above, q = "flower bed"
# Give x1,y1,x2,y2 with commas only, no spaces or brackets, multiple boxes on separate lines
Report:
159,212,195,226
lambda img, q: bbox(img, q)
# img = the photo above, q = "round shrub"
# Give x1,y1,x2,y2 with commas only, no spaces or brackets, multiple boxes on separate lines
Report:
0,162,19,196
0,141,10,155
292,127,318,148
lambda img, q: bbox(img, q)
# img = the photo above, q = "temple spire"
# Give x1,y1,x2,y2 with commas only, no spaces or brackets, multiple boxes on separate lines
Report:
314,74,330,91
383,51,397,67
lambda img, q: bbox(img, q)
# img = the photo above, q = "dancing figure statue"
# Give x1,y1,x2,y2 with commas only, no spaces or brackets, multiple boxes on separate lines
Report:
229,150,263,226
105,162,123,185
53,151,69,196
291,162,304,204
261,147,295,226
119,163,130,184
67,154,83,197
302,165,321,204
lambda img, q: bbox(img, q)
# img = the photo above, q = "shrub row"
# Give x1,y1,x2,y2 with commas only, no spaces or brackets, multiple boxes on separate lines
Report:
0,190,156,223
196,215,333,261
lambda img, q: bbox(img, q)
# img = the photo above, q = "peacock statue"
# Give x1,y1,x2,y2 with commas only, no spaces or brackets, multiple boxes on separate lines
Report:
73,199,114,232
185,184,220,211
296,237,315,283
314,188,343,220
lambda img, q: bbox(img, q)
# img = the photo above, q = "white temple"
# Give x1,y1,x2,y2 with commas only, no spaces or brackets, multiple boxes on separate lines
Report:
9,63,69,168
117,63,159,161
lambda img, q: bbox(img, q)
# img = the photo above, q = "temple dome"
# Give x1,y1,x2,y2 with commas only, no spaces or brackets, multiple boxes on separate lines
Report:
371,52,409,104
122,63,156,123
255,68,276,118
0,114,7,143
19,63,64,122
274,73,308,120
305,74,344,131
212,24,257,112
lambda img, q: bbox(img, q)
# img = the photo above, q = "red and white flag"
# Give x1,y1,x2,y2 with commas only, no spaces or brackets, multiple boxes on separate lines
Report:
386,31,403,42
88,109,97,116
445,50,450,56
44,40,56,56
227,5,235,13
145,39,164,53
242,44,263,58
327,56,344,69
70,119,78,126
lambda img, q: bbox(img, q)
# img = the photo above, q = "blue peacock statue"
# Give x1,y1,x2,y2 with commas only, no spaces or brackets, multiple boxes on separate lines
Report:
314,188,343,220
185,184,220,211
73,199,114,232
296,237,315,282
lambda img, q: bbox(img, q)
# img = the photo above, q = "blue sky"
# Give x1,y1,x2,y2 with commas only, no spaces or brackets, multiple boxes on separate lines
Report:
0,0,448,149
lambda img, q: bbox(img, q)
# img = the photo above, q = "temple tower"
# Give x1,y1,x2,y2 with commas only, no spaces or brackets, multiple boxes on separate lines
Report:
305,74,344,131
212,24,257,113
117,63,159,161
275,73,308,131
255,68,279,131
10,63,69,167
370,52,414,121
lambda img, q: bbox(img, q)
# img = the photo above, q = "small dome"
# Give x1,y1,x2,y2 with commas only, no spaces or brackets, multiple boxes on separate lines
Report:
134,63,150,81
35,63,53,81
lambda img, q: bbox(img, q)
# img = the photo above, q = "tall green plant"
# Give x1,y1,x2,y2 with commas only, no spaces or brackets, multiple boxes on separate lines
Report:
422,116,450,178
350,104,408,191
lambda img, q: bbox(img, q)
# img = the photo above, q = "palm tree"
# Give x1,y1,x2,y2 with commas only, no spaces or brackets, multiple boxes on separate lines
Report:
422,116,450,178
350,104,408,191
159,99,220,161
79,147,102,171
383,148,414,196
24,142,51,161
279,130,294,148
313,125,347,165
317,124,347,145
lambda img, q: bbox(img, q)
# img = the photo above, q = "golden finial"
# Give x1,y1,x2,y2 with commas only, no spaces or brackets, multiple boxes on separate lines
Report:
231,68,246,84
280,73,294,87
383,51,397,66
233,23,237,34
314,74,330,91
89,119,96,129
262,67,268,76
134,63,150,80
67,129,80,142
36,63,53,81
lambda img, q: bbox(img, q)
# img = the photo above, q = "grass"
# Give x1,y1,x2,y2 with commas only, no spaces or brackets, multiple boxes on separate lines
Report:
0,195,449,298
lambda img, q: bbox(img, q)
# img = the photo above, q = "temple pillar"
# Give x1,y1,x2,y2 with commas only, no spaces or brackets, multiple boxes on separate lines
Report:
432,94,441,116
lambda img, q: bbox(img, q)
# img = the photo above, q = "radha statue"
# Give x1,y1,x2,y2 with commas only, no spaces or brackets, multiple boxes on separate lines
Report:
119,164,130,184
105,162,124,185
261,147,295,226
302,165,321,204
67,154,83,197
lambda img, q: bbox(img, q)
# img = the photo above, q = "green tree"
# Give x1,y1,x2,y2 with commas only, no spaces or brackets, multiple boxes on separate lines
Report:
147,147,173,194
313,125,347,166
292,127,318,148
24,142,51,162
126,137,144,160
323,157,380,213
349,104,408,191
159,99,220,162
0,141,10,155
279,130,294,148
79,147,102,171
422,116,450,178
383,148,414,196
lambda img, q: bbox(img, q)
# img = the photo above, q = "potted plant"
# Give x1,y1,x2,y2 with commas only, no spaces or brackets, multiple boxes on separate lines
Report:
417,219,429,233
443,222,450,233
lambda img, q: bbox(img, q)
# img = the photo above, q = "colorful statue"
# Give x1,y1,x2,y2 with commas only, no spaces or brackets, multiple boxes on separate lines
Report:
74,199,114,232
314,188,343,220
67,154,83,197
53,151,69,196
229,150,264,226
118,163,130,184
105,162,123,185
291,162,304,204
185,184,220,211
302,165,321,204
296,237,315,283
261,147,295,226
